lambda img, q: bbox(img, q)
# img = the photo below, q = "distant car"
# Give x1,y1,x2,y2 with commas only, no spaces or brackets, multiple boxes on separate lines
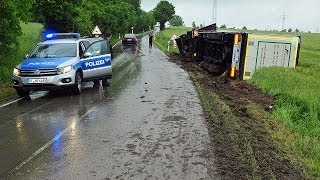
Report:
122,34,137,45
12,33,112,97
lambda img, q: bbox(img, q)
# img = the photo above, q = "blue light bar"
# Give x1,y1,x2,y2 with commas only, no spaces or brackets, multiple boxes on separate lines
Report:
46,34,54,39
44,33,81,40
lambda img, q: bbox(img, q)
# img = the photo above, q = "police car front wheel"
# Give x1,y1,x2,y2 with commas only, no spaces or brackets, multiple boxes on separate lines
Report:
72,71,83,94
16,88,30,97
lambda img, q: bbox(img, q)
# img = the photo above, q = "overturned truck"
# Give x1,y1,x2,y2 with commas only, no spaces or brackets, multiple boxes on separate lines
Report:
176,24,301,80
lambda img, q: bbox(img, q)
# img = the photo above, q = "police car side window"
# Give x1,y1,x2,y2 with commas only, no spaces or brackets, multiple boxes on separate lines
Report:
84,40,109,57
83,41,90,49
85,41,102,57
100,40,110,55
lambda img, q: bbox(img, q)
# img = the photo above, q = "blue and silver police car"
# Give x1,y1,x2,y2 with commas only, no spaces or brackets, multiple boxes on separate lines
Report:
12,33,112,97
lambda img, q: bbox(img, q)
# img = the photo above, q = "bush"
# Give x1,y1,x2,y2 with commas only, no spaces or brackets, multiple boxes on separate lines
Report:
0,0,34,61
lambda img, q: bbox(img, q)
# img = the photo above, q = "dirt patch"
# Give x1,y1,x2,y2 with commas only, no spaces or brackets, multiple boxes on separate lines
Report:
171,55,275,110
169,54,307,179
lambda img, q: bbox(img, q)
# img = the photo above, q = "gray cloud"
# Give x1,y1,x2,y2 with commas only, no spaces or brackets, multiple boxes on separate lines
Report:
141,0,320,32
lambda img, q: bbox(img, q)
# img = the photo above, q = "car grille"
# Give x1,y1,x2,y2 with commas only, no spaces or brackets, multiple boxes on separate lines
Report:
20,69,58,76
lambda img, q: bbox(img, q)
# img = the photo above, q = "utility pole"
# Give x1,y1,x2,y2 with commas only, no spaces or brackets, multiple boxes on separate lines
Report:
281,12,288,31
212,0,217,24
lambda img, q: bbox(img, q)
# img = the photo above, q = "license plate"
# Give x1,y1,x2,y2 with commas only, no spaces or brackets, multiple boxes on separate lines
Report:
127,39,132,41
28,78,47,84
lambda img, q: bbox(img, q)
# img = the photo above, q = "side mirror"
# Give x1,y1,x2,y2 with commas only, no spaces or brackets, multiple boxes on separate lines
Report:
25,54,29,59
82,52,92,58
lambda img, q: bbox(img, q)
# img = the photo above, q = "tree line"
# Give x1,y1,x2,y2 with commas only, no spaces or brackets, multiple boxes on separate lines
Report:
33,0,155,36
218,24,306,33
0,0,179,60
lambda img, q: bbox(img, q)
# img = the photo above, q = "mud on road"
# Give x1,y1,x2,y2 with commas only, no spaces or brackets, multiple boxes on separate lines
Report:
169,54,306,179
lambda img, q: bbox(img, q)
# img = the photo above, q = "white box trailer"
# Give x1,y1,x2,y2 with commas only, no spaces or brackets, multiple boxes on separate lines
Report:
176,30,301,80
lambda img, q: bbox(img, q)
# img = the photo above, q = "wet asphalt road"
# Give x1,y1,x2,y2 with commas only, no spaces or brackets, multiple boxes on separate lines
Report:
0,37,216,179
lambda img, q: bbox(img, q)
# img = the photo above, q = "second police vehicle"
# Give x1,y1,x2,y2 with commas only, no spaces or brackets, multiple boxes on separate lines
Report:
12,33,112,97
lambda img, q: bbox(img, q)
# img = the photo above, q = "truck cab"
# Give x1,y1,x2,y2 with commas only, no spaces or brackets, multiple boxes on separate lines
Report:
12,34,112,97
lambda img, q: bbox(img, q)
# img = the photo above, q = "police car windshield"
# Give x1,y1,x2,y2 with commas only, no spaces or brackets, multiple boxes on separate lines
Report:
29,43,77,58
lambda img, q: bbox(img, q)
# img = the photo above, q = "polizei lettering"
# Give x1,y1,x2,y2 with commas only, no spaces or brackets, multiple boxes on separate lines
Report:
85,60,106,67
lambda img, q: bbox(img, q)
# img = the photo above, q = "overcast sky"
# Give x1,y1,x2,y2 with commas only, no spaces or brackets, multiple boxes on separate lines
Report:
141,0,320,32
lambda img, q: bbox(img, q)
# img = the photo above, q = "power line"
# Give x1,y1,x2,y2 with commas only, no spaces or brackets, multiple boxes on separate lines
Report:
212,0,217,24
281,12,288,31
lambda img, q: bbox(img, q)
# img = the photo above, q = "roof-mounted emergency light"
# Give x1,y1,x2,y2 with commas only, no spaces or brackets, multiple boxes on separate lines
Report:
44,33,81,40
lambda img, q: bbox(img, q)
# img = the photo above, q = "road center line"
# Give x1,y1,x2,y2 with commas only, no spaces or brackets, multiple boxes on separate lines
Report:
0,98,23,109
10,106,97,174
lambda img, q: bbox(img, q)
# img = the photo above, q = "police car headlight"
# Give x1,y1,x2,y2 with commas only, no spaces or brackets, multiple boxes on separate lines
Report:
13,68,20,76
57,65,72,74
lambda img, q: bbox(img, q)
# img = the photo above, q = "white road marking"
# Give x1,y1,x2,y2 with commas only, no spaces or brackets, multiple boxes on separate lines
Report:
180,69,189,77
0,98,23,109
138,49,145,55
112,41,122,48
11,106,97,174
20,100,55,116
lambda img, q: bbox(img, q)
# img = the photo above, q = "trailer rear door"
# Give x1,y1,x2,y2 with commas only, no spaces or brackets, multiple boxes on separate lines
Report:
242,34,300,80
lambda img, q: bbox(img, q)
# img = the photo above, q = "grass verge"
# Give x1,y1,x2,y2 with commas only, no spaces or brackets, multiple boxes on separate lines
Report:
154,26,191,54
0,22,43,101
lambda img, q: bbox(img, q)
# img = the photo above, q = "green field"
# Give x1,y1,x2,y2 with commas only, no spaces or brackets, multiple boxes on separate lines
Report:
0,22,43,100
155,27,320,177
154,26,192,54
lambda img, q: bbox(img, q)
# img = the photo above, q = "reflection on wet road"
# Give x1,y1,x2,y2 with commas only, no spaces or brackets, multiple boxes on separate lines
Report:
0,37,215,179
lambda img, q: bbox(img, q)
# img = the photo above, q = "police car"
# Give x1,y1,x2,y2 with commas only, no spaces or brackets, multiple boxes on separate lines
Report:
12,33,112,97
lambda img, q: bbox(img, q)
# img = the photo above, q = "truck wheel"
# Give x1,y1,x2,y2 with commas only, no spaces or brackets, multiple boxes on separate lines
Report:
72,71,83,94
16,88,30,97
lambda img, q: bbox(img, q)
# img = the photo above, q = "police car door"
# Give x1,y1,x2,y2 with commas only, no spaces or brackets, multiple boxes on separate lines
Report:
81,40,111,79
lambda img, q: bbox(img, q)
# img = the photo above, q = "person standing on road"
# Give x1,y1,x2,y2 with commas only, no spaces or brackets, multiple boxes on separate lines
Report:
105,32,113,59
101,32,113,87
149,32,154,47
